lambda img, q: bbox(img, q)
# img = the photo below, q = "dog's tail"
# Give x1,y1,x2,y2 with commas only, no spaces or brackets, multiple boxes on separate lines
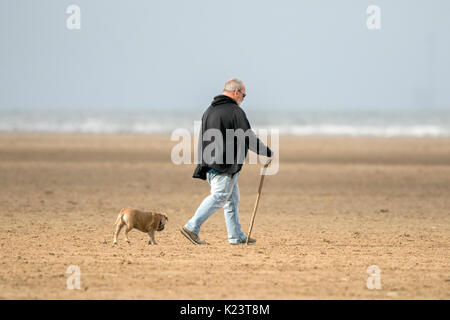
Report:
113,208,127,226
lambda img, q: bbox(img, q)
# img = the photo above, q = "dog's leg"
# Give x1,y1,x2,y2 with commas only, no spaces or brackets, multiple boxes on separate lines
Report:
148,230,157,245
113,222,125,245
124,226,132,243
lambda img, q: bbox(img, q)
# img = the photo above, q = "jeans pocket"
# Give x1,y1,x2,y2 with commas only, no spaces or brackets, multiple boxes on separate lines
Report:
206,172,217,184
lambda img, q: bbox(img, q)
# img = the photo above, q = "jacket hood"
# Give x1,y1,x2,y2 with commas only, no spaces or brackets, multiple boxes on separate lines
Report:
211,94,238,106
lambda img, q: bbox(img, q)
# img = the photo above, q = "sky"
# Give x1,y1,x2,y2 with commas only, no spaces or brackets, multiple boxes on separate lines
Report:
0,0,449,113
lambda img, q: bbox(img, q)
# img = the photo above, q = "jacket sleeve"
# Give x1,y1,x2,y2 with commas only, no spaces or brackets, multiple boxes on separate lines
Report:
235,108,273,157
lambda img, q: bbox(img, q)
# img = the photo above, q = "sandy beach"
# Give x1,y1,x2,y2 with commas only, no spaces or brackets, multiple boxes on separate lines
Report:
0,133,449,299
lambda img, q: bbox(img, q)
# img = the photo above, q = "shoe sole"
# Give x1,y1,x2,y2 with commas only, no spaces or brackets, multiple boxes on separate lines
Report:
180,227,205,245
230,240,256,245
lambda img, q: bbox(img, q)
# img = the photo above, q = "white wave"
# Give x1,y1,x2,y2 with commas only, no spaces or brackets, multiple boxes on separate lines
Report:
1,114,450,137
256,124,450,137
0,118,184,134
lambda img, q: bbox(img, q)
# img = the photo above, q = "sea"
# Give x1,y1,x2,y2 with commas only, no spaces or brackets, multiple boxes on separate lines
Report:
1,107,450,137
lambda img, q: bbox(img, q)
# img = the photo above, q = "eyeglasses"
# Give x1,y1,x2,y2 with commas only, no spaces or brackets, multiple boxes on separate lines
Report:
239,90,246,98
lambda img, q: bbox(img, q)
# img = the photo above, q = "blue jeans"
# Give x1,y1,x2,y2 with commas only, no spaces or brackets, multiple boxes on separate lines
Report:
185,171,247,244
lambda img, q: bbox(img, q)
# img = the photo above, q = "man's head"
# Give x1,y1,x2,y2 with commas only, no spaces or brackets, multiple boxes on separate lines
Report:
222,78,246,106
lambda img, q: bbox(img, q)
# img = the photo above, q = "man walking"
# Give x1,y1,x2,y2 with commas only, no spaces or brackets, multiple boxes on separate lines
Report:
180,78,273,245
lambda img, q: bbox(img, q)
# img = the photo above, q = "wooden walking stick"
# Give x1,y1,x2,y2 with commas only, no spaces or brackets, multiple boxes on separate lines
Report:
246,159,272,245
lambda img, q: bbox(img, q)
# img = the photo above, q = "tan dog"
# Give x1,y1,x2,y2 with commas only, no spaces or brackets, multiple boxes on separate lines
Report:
113,208,168,245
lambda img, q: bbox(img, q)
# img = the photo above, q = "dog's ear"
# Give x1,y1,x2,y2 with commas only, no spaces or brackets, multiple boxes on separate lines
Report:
152,213,160,229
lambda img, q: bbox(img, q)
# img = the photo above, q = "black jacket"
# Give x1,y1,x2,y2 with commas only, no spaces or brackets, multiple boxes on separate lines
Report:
193,95,272,180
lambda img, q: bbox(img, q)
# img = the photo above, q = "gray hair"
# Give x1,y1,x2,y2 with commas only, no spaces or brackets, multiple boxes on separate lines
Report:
223,78,244,92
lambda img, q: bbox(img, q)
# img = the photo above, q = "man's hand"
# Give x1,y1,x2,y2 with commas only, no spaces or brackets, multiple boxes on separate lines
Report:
263,155,274,168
